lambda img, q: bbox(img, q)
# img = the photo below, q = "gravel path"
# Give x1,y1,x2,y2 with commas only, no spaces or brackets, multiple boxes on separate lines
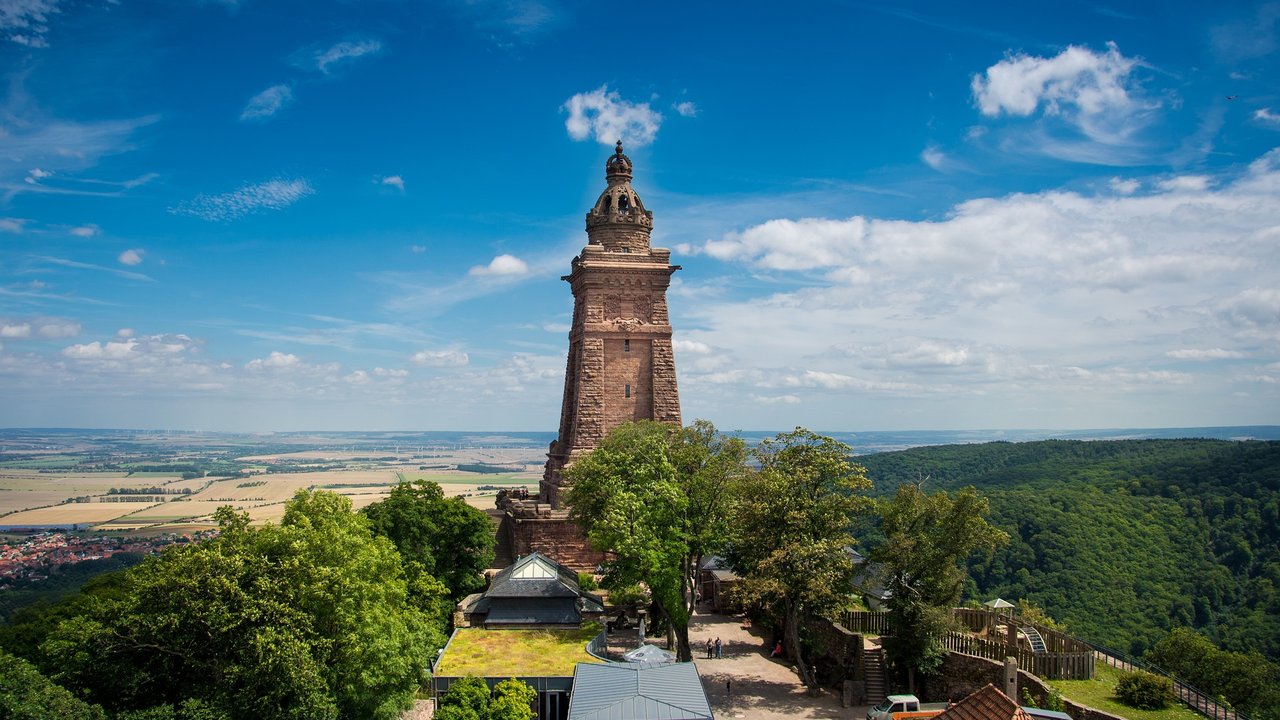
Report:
688,608,875,720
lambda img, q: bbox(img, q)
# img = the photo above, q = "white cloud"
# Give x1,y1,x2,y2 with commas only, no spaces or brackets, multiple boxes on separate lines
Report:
469,253,529,276
25,167,52,183
970,42,1158,159
245,351,301,371
411,349,469,367
379,175,405,191
171,178,314,221
1166,348,1246,360
0,322,30,338
674,339,713,355
0,0,59,47
973,42,1143,119
563,85,662,147
1109,177,1140,195
1157,175,1210,192
921,145,946,171
0,218,24,233
1255,108,1280,126
118,248,144,266
672,147,1280,428
749,393,801,405
240,84,293,122
69,224,99,237
314,39,382,74
673,101,698,118
409,245,426,254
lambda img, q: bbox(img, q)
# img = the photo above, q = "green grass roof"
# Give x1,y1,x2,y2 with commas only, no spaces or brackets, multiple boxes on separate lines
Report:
434,624,603,678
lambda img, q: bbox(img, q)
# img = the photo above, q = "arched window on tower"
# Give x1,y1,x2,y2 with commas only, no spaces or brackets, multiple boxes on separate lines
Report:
618,193,630,213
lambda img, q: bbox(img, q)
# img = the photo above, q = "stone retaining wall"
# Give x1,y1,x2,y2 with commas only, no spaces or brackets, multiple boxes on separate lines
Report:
922,652,1124,720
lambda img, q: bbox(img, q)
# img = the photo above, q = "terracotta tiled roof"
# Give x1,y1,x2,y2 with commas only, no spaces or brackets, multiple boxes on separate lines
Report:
935,684,1034,720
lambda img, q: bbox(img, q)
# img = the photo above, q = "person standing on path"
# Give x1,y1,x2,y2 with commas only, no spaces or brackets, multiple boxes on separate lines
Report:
714,637,722,658
706,638,714,659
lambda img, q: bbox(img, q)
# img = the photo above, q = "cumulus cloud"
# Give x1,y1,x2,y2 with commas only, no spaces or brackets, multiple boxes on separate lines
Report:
972,42,1143,120
673,101,698,117
171,178,314,221
970,42,1158,161
117,248,144,266
240,84,293,121
379,175,405,191
1109,177,1140,194
313,39,382,73
673,147,1280,427
411,349,469,367
563,86,662,146
69,224,99,237
0,218,24,233
1,317,81,348
673,339,713,355
469,253,529,276
244,351,301,371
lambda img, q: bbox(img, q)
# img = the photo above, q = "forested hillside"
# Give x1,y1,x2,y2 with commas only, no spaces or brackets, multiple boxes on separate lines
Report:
853,439,1280,659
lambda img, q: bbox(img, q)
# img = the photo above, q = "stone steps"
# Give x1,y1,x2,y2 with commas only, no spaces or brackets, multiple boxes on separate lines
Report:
864,647,887,704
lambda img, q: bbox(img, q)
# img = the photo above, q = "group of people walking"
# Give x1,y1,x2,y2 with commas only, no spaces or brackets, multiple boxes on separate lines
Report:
704,637,724,658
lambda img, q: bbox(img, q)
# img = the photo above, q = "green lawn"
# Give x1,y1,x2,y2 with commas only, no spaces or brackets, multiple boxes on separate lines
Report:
1049,664,1205,720
433,624,602,678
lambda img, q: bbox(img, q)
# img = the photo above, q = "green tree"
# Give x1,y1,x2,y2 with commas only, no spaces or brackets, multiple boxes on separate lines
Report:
565,420,747,662
435,676,491,720
362,479,496,599
874,484,1007,690
727,428,872,691
434,677,536,720
39,490,443,720
0,650,106,720
489,678,537,720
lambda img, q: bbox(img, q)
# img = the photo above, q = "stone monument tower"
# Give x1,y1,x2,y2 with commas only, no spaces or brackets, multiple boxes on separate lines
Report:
494,142,682,569
541,141,683,507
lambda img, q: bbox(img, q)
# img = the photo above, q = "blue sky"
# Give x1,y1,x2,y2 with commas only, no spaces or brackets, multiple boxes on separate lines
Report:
2,1,1279,432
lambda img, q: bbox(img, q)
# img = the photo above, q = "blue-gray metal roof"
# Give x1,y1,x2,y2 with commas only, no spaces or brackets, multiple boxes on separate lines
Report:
486,598,581,625
568,662,713,720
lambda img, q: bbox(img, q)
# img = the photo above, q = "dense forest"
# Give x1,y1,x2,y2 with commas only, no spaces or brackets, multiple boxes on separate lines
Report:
854,439,1280,660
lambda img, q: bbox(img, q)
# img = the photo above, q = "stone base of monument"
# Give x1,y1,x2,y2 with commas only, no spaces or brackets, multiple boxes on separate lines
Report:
495,493,605,572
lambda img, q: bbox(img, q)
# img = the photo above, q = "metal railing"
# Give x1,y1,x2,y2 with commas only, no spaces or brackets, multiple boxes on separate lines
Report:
1086,640,1246,720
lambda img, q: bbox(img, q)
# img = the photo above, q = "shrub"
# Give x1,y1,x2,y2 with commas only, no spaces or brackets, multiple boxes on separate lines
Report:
1116,670,1174,710
576,572,599,591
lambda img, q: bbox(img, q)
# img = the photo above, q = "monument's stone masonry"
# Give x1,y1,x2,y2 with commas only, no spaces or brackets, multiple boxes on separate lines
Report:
496,142,682,570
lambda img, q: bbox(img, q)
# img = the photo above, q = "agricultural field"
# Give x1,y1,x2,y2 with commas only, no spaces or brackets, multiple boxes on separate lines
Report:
1,502,162,527
0,429,544,534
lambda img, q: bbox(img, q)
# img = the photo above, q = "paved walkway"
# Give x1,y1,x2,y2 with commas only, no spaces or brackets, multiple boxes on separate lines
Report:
687,608,874,720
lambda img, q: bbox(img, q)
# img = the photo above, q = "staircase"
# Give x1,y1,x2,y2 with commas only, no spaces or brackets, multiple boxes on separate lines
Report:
863,647,887,705
1022,626,1047,654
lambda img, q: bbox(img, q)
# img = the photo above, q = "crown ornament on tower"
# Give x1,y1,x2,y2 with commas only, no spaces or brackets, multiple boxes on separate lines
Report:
605,140,633,181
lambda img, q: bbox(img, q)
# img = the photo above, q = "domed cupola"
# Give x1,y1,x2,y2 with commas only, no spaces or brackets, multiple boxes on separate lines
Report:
586,141,654,248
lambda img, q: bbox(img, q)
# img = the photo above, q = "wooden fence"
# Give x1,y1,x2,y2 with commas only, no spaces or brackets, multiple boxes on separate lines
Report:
837,608,1248,720
840,608,1092,680
945,632,1093,680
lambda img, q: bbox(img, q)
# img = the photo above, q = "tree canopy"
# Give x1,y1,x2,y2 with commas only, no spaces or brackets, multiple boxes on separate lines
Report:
28,490,443,720
873,484,1007,686
855,438,1280,659
565,420,746,661
361,478,496,600
727,428,872,690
